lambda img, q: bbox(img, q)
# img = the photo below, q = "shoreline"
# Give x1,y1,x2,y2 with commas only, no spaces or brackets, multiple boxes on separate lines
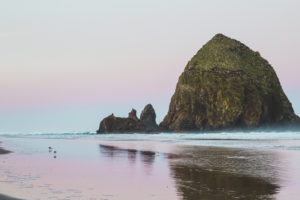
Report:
98,125,300,134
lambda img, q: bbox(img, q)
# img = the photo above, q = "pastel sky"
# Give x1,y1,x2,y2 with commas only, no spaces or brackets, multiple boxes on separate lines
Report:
0,0,299,132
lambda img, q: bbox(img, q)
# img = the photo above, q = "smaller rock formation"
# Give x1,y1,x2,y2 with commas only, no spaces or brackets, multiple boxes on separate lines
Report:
97,113,141,133
128,109,139,121
97,104,159,134
140,104,159,132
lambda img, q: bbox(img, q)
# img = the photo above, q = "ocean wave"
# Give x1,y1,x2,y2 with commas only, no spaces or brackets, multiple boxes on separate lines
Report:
1,131,300,142
0,131,93,139
1,131,300,151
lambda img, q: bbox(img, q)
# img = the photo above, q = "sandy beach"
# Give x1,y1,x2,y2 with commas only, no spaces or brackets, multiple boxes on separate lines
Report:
0,144,20,200
0,133,300,200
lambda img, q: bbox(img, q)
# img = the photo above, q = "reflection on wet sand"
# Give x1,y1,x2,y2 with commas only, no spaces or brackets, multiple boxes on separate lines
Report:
169,147,280,200
99,145,156,167
99,145,123,157
127,149,137,163
170,164,278,200
140,151,156,165
99,144,280,200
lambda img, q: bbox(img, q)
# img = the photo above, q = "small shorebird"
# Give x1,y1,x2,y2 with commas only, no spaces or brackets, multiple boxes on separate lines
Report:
54,151,57,154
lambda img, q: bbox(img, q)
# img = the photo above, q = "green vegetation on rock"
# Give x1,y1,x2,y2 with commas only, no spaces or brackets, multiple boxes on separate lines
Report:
160,34,298,131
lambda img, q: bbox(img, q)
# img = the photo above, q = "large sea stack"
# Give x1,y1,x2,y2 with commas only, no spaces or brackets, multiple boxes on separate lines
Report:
160,34,299,131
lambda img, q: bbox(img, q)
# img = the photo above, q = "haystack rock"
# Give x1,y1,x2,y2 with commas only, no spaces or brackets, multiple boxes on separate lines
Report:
160,34,299,131
97,104,158,133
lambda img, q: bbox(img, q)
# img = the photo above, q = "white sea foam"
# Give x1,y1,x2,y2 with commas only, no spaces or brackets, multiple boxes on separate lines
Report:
1,131,300,150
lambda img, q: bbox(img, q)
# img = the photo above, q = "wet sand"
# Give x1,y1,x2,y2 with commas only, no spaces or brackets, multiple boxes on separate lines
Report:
0,142,11,155
0,148,11,155
0,144,18,200
0,193,22,200
168,146,279,200
0,137,300,199
99,143,280,200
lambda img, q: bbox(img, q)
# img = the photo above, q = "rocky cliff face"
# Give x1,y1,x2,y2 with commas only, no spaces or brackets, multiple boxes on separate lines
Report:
160,34,299,131
97,104,158,133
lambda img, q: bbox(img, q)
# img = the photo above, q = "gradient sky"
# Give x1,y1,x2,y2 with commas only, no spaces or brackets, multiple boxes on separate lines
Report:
0,0,300,133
